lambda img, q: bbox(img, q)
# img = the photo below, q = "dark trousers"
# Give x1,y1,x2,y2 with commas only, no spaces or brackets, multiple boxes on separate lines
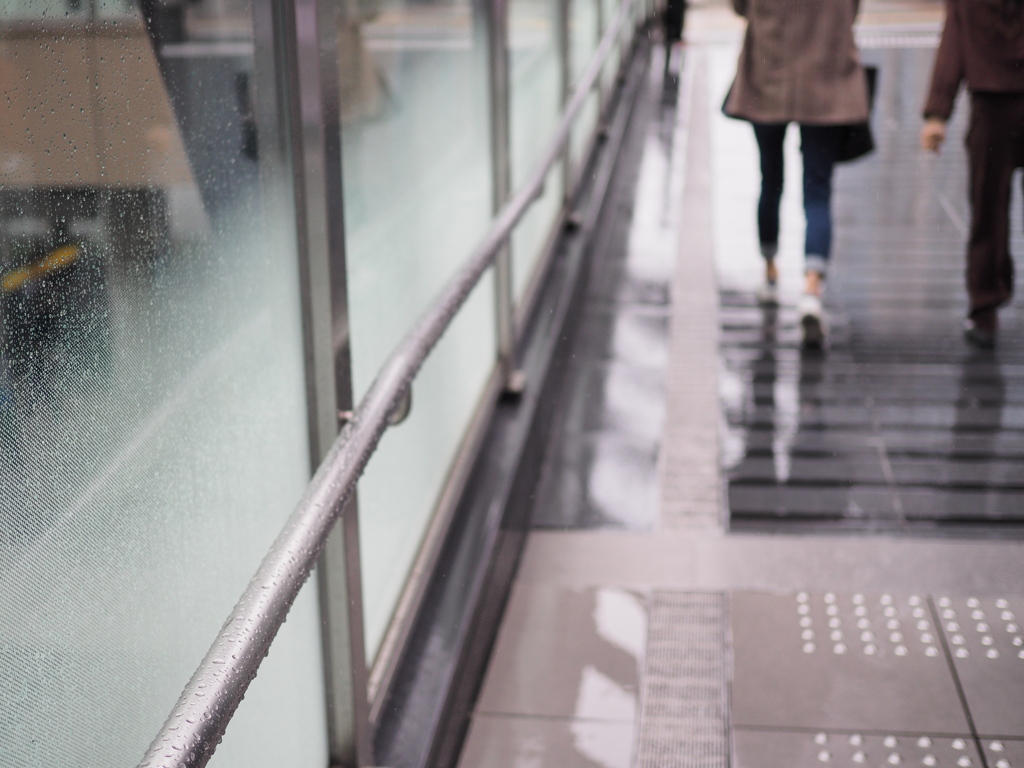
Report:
753,123,841,271
664,0,686,42
965,92,1024,319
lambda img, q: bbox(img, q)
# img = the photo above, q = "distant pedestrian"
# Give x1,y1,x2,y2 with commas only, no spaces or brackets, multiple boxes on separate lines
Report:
921,0,1024,349
724,0,870,349
663,0,686,75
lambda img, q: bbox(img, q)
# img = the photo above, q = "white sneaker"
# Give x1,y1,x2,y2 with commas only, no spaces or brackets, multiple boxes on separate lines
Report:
756,280,779,305
798,292,826,349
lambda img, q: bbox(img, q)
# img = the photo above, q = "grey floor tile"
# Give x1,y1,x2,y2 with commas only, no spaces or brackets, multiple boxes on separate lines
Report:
532,430,659,530
934,596,1024,738
475,583,647,721
730,591,969,733
457,714,636,768
728,484,898,519
981,738,1024,768
734,730,981,768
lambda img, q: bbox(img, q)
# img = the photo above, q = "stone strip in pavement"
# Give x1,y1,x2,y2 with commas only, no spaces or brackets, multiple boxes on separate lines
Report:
660,48,724,531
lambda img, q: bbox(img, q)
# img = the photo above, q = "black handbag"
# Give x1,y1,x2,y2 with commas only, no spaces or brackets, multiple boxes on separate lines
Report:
836,65,878,163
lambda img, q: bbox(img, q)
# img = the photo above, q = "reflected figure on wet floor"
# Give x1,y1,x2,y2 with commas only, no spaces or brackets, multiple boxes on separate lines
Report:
921,0,1024,350
723,0,871,351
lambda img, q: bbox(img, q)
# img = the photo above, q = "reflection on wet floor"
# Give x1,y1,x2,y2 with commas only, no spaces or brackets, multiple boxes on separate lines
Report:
530,51,678,531
716,43,1024,535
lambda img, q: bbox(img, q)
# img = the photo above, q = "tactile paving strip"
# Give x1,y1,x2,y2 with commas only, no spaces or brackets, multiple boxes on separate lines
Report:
734,730,983,768
935,596,1024,737
982,738,1024,768
731,591,969,733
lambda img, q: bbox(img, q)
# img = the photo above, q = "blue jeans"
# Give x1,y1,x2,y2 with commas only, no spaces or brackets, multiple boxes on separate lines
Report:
753,123,842,275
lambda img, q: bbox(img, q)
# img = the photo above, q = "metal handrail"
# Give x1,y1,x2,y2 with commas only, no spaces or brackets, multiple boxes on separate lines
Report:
138,1,639,765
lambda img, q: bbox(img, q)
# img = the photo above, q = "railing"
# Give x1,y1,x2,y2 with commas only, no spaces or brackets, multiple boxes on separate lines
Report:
137,0,643,765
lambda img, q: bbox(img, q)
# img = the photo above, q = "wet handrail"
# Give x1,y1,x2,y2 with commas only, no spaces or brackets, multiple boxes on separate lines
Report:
138,1,639,765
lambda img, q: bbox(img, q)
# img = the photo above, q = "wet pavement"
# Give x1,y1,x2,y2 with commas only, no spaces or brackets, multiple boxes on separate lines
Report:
458,8,1024,766
529,23,1024,538
717,44,1024,535
529,49,679,531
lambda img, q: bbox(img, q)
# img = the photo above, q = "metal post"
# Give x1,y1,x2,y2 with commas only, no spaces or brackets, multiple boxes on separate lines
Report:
486,0,525,394
556,0,572,205
279,0,372,765
620,0,630,82
596,0,606,116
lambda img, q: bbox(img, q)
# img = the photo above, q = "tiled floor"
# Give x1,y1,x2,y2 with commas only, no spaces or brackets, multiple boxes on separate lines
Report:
731,591,1024,768
460,583,646,768
456,3,1024,766
529,41,679,531
715,42,1024,534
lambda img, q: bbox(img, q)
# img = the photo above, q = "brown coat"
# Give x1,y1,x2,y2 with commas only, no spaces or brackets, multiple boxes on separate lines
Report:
724,0,870,125
924,0,1024,120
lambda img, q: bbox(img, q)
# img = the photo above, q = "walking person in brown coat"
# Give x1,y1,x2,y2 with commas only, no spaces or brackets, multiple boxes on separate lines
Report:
725,0,869,349
921,0,1024,349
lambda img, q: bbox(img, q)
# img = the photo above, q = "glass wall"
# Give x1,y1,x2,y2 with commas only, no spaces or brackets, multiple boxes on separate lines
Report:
0,1,328,766
569,0,600,177
600,0,621,98
336,0,497,660
339,0,628,663
509,0,565,300
0,0,645,759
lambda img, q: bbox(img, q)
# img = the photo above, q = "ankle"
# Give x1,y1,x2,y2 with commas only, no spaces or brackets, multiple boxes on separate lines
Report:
804,270,824,297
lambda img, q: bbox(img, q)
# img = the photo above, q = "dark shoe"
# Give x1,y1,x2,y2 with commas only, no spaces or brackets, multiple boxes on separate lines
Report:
963,318,996,350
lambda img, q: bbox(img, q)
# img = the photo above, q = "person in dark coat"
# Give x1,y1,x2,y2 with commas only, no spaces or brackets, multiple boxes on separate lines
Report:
922,0,1024,349
725,0,869,349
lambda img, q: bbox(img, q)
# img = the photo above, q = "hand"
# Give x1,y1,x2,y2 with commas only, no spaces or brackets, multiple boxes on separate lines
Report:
921,118,947,152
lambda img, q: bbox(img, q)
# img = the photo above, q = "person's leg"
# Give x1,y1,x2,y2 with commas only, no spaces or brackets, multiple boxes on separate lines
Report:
965,94,1016,343
799,124,840,294
753,123,787,291
796,124,840,348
